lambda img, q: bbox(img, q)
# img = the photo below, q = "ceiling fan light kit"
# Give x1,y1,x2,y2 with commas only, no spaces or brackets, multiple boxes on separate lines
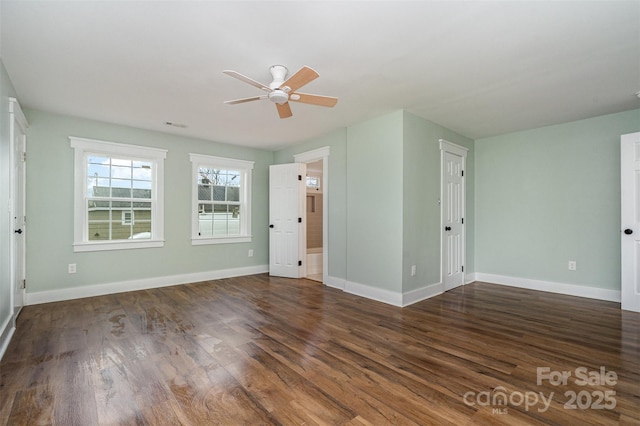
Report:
268,90,289,105
223,64,338,119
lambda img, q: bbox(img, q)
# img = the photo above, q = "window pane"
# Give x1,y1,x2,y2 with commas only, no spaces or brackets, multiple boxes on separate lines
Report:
89,164,110,178
198,203,214,237
207,204,240,236
88,221,110,240
112,200,131,209
213,186,225,201
198,185,212,201
226,172,240,186
133,161,152,181
88,155,109,165
227,186,240,202
212,203,228,235
112,178,131,188
112,158,132,167
87,177,110,197
199,168,219,184
131,203,151,239
132,187,152,199
111,165,132,179
87,196,152,241
111,187,132,198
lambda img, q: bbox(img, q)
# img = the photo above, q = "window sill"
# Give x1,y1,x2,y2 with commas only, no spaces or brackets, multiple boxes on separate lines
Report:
73,240,165,252
192,236,252,245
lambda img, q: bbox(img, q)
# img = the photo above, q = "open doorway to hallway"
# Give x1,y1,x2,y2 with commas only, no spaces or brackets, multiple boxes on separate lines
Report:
305,159,323,282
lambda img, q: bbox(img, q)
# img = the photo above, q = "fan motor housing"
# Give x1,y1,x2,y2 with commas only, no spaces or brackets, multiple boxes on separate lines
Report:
269,89,289,105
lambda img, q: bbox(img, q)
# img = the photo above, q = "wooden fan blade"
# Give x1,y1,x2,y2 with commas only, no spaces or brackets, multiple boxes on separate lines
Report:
224,95,267,105
223,70,271,92
276,102,292,119
290,92,338,107
281,66,319,92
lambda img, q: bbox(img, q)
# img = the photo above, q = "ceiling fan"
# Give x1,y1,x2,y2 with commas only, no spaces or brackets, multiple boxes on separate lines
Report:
223,65,338,119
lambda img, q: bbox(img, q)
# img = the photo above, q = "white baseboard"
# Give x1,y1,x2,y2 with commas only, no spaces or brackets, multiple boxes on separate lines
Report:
402,282,443,306
324,275,345,290
465,272,477,284
328,277,444,307
474,273,621,302
0,314,16,362
25,264,269,306
344,280,403,307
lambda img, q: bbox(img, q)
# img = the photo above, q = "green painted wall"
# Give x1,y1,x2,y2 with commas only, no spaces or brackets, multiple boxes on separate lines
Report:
475,109,640,290
346,111,404,292
273,128,348,280
20,101,635,301
0,59,18,327
24,109,273,294
275,110,476,297
402,111,474,292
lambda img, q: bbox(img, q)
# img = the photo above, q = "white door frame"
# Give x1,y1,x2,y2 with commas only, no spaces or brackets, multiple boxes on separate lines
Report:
440,139,467,290
621,131,640,312
9,97,28,320
294,146,330,284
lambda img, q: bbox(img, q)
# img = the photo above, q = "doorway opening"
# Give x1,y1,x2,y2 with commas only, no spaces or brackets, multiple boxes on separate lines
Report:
305,160,323,282
294,146,330,284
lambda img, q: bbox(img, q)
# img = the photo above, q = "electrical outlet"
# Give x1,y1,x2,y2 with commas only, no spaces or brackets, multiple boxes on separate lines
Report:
411,265,417,276
568,261,576,271
248,249,253,257
68,263,77,274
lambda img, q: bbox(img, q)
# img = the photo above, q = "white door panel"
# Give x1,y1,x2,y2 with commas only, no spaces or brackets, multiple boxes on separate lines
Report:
10,98,27,319
441,141,467,291
621,132,640,312
269,163,306,278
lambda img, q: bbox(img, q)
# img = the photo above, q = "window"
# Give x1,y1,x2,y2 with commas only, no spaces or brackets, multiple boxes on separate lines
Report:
121,211,134,225
189,153,253,245
70,137,167,252
306,175,320,190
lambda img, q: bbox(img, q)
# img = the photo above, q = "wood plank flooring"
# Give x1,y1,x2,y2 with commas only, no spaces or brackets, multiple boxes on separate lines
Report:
1,274,638,425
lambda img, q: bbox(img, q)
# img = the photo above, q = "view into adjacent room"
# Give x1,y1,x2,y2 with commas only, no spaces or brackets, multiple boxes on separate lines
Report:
305,159,323,282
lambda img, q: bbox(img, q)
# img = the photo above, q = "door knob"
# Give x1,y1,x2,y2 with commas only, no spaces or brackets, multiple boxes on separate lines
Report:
624,228,633,235
14,229,22,234
269,224,274,228
445,226,451,231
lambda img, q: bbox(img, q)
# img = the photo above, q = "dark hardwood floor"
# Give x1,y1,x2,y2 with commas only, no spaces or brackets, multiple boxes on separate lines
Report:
1,274,638,425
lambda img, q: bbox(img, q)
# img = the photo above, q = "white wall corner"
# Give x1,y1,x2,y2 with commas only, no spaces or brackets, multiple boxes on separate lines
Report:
402,282,443,307
474,273,621,303
344,280,403,307
25,264,269,306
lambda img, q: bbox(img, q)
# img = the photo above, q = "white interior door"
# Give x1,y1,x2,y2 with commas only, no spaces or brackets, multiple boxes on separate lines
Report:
10,98,27,317
441,140,467,291
621,132,640,312
269,163,306,278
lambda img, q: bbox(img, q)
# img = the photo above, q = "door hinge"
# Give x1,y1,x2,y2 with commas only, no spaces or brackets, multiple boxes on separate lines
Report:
298,260,302,266
22,152,27,162
22,279,26,289
461,170,464,177
298,175,302,181
461,218,464,224
298,217,302,223
461,266,464,272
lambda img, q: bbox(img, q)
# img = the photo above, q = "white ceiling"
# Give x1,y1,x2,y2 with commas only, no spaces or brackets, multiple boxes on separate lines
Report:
1,1,639,150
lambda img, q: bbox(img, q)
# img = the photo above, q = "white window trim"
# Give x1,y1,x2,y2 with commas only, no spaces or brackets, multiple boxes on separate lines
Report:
189,153,254,245
70,136,167,252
